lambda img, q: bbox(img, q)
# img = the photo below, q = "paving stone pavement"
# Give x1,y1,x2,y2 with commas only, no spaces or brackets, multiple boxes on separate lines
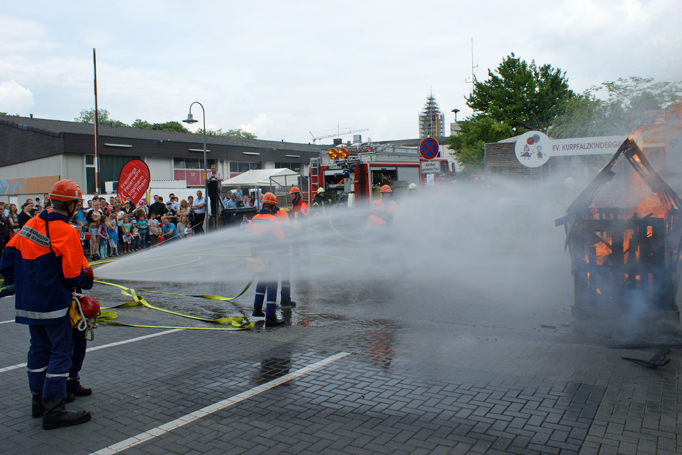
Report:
1,253,681,454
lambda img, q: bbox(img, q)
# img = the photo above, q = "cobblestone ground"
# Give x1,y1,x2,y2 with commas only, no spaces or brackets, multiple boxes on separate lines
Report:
0,248,681,454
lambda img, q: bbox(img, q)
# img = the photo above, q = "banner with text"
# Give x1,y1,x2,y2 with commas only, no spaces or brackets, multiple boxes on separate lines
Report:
117,159,150,204
515,131,626,168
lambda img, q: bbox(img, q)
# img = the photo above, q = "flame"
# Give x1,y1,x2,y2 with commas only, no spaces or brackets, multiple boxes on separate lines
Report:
647,226,653,237
596,288,602,295
631,192,669,219
624,230,633,263
595,236,611,265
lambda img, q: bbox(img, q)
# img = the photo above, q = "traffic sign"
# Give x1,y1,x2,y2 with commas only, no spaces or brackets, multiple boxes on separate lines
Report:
420,137,439,160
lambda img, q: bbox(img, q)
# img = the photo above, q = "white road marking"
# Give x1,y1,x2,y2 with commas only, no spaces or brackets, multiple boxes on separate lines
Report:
90,352,350,455
0,320,14,324
0,329,183,373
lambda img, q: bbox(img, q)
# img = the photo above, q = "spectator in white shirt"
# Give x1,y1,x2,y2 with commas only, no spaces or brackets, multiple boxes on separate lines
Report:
219,191,230,210
192,190,206,235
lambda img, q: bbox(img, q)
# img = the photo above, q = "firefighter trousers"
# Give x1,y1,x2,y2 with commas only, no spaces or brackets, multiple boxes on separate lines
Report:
68,328,87,392
27,318,73,398
254,278,278,318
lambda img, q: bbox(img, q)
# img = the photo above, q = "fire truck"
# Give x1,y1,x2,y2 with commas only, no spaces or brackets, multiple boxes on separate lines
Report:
308,144,455,206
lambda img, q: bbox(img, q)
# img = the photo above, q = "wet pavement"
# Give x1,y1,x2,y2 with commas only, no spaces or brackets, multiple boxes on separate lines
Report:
1,246,681,454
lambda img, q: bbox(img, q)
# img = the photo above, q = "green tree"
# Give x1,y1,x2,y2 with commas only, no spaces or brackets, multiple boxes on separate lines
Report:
467,53,571,133
550,77,682,138
131,119,190,133
194,128,257,139
74,108,128,127
449,54,571,174
448,115,514,174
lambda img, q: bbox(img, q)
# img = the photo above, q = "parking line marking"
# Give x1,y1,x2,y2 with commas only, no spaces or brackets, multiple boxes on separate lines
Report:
90,352,350,455
0,329,183,373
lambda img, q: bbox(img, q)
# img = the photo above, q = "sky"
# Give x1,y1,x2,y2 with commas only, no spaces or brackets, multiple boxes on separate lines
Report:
1,0,681,143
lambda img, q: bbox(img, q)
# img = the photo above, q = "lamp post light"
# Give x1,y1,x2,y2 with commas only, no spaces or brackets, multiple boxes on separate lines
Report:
183,102,208,232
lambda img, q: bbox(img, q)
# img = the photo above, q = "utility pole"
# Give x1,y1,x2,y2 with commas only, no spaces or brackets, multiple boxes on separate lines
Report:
93,48,100,193
464,38,478,96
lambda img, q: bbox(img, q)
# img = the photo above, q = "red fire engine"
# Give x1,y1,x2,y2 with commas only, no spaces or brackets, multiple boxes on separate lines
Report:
308,144,454,206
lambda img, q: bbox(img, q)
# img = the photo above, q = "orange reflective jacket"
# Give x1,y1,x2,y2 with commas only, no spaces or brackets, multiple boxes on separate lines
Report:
0,211,91,325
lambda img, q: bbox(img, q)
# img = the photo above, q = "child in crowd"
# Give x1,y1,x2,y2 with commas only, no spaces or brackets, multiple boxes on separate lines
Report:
107,213,119,257
136,212,148,249
122,216,132,254
98,217,109,260
117,206,125,250
177,216,188,239
76,221,86,252
88,212,100,259
131,220,141,251
148,213,160,246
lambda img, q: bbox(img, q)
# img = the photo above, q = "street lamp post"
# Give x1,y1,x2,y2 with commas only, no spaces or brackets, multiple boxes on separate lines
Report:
183,102,208,232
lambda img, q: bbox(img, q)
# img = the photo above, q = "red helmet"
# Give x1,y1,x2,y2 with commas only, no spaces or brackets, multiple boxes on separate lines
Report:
262,192,278,205
289,186,301,194
380,185,392,193
49,179,84,202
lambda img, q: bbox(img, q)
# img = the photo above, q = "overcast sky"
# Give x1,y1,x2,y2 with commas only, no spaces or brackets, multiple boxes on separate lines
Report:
1,0,680,143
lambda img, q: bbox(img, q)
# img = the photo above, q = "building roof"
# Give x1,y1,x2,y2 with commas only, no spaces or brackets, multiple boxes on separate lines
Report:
0,114,325,154
372,137,451,147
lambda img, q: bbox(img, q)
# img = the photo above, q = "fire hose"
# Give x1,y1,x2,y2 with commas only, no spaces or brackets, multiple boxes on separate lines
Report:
93,279,254,331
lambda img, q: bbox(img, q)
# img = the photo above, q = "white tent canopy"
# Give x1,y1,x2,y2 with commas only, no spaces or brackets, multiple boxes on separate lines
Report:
221,168,299,187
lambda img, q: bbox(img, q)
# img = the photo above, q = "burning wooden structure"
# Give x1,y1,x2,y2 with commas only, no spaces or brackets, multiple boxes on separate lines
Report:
556,139,682,320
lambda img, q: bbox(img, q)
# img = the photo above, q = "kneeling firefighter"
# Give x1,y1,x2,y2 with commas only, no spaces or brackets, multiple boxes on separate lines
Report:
247,192,287,327
0,179,95,430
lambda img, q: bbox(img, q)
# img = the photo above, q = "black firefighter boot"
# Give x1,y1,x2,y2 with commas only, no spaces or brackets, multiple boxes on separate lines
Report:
31,390,44,418
32,391,74,418
41,397,91,430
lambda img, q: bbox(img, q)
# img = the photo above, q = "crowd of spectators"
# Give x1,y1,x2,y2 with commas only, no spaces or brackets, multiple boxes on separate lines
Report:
0,187,256,260
73,192,205,260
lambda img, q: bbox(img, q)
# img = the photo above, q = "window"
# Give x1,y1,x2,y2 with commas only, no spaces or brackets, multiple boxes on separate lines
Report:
230,161,261,173
275,162,301,173
85,155,96,193
174,158,214,169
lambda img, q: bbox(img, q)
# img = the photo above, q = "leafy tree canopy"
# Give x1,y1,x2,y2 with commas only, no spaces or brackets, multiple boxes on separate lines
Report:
131,119,189,133
448,115,514,174
550,77,682,138
74,108,127,127
74,109,257,138
194,128,257,139
467,53,571,133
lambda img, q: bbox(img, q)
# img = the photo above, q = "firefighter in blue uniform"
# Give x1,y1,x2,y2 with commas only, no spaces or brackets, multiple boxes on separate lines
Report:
0,179,94,430
248,192,287,326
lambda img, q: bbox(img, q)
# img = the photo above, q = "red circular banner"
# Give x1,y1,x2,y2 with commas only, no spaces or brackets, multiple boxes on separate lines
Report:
117,159,150,205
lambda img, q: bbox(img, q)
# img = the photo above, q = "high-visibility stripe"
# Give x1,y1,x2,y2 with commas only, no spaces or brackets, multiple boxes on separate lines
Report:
27,366,48,373
45,372,68,378
16,307,69,320
18,225,50,248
